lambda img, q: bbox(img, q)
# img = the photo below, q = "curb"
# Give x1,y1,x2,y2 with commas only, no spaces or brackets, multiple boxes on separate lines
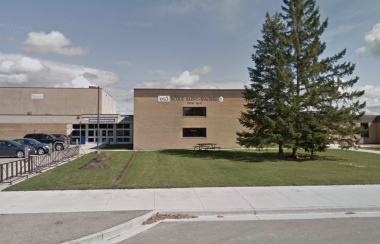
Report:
61,211,157,244
61,207,380,243
156,207,380,216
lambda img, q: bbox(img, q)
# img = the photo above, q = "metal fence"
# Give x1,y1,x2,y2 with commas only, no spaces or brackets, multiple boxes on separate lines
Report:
0,146,80,185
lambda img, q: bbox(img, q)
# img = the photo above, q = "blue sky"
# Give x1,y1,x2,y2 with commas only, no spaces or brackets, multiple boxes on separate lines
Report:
1,0,380,114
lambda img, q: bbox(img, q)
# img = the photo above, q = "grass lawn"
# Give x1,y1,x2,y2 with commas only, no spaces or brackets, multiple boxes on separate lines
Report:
4,149,380,191
5,151,134,191
118,149,380,189
361,146,380,151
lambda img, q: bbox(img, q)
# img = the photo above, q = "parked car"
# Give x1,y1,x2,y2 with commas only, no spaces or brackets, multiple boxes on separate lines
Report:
0,140,36,158
24,133,65,151
52,134,70,143
13,138,50,155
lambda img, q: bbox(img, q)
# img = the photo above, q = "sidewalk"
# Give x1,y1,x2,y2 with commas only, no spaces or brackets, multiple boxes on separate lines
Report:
1,185,380,214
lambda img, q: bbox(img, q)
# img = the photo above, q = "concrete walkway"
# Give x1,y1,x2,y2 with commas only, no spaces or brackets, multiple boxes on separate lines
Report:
1,185,380,214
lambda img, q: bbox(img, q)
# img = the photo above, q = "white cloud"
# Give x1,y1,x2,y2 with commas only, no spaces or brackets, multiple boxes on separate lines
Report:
358,85,380,114
169,70,200,86
71,76,93,88
0,52,120,88
358,23,380,57
133,65,248,90
21,31,89,57
356,46,367,56
191,65,213,76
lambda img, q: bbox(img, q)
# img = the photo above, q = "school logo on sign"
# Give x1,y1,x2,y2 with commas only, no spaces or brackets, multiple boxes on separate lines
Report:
158,96,170,102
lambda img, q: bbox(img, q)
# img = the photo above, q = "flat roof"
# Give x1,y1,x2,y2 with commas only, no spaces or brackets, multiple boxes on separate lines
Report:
134,88,245,98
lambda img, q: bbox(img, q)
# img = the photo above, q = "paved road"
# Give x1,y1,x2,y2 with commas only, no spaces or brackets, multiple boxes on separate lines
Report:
0,210,149,244
119,217,380,244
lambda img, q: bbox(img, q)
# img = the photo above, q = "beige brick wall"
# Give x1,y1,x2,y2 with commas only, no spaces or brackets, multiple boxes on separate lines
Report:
0,124,68,140
0,87,115,115
134,89,246,149
359,116,380,144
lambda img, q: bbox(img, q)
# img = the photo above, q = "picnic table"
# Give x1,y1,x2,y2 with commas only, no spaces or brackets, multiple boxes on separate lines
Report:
193,143,221,151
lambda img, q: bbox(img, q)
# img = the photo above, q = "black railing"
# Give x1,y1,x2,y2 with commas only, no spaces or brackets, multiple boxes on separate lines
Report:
0,146,80,184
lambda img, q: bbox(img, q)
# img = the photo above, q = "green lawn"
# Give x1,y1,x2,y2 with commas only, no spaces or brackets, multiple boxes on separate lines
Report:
4,149,380,191
361,146,380,151
5,151,134,191
118,149,380,188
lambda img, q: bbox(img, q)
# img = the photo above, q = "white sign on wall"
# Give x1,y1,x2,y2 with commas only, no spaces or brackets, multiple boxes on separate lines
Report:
32,94,44,99
158,96,170,102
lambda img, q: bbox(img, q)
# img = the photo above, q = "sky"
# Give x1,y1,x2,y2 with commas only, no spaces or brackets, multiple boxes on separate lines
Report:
1,0,380,115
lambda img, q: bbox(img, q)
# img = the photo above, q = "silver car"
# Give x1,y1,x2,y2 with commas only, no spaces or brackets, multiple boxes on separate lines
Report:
0,140,36,158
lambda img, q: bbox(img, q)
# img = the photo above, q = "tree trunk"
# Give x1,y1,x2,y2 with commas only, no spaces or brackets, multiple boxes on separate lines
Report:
291,148,298,159
278,142,284,156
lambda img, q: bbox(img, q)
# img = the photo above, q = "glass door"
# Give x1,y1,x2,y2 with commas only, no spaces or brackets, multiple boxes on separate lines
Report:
100,129,114,143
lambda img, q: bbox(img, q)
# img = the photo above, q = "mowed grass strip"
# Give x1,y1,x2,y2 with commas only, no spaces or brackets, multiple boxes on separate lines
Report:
118,149,380,189
4,149,380,191
4,151,134,191
361,146,380,151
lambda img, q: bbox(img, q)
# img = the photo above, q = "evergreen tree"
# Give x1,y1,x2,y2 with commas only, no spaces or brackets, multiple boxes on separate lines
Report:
237,13,293,156
238,0,365,159
280,0,366,158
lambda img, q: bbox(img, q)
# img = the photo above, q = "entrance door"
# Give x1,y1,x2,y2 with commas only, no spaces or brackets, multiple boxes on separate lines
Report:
99,129,114,144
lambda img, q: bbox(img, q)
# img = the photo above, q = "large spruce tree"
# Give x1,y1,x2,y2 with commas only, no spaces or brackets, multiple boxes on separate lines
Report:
281,0,365,158
238,0,366,159
237,13,293,156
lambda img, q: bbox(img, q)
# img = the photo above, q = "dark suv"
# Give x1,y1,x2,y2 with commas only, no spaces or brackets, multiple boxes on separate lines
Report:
24,133,66,151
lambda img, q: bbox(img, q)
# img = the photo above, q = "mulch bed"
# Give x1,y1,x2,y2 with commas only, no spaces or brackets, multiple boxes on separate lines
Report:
142,213,198,225
79,153,114,170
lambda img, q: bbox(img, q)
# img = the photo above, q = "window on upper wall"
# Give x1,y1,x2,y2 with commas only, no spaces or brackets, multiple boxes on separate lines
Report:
361,123,369,137
183,107,206,116
183,128,206,137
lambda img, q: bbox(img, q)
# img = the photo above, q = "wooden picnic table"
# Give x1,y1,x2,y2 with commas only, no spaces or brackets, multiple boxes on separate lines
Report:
194,143,220,151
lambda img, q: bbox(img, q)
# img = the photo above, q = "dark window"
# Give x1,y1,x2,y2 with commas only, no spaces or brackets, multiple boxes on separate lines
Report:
117,130,130,136
183,107,206,116
73,124,85,129
361,123,369,137
117,124,130,129
183,128,206,137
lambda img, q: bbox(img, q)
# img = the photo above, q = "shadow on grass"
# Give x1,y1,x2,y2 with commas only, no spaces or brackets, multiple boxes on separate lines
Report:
159,149,343,164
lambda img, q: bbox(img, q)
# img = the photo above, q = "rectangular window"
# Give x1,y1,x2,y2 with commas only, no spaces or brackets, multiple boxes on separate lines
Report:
183,128,206,137
117,130,130,136
116,124,130,129
73,124,85,129
183,107,206,116
361,123,369,137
